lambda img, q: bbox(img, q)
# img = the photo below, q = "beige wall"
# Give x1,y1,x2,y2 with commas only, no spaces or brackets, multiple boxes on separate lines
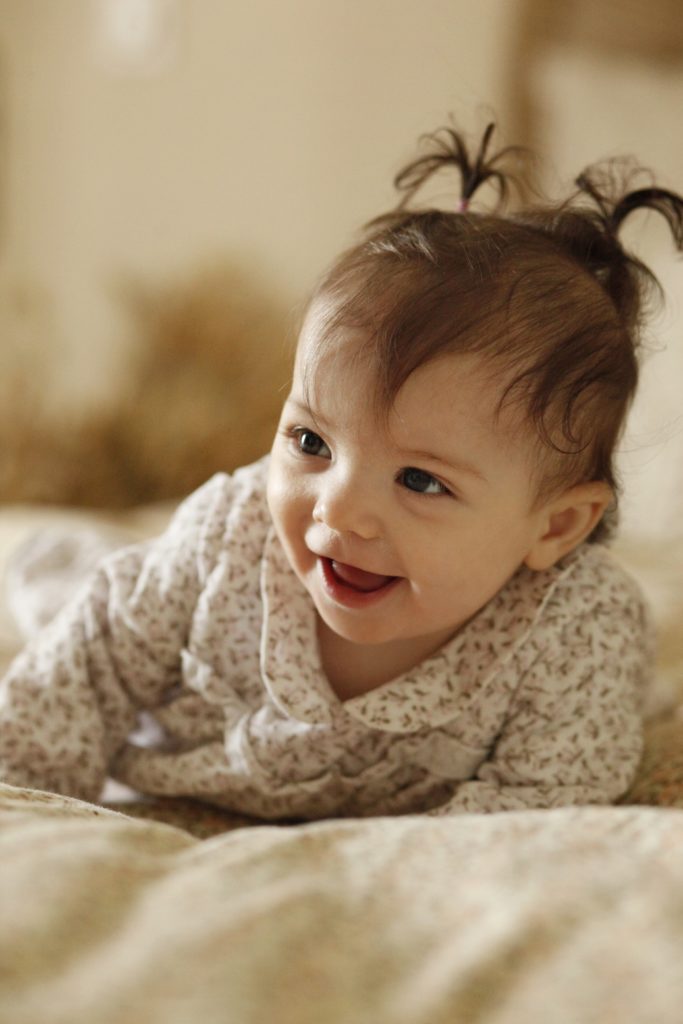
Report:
0,0,518,407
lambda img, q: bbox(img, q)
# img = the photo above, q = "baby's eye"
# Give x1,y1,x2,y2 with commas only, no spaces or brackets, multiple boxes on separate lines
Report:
292,428,331,459
398,467,450,495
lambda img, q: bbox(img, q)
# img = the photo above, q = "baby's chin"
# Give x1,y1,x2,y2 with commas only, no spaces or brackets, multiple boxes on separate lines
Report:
311,606,398,647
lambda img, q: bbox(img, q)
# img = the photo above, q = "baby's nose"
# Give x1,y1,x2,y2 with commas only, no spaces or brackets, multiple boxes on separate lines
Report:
312,472,381,540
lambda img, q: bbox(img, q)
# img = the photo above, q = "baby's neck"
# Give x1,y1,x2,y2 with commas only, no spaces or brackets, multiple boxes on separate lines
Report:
316,617,456,702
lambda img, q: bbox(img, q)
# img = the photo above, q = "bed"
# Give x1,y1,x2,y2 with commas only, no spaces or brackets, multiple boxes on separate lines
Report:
1,499,682,1023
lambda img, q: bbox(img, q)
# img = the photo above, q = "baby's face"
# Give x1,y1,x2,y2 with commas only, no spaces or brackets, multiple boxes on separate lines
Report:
267,304,549,653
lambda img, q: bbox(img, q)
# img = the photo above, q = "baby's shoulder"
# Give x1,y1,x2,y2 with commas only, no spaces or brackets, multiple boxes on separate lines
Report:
167,456,272,570
177,456,270,524
537,542,651,643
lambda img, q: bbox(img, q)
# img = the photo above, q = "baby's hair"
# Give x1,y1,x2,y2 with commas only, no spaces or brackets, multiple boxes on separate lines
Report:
304,123,683,540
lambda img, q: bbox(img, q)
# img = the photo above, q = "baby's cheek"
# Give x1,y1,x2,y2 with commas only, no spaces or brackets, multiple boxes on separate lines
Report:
265,456,290,513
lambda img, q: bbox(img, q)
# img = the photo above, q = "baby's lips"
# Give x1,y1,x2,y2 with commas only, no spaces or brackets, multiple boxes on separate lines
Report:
330,560,395,593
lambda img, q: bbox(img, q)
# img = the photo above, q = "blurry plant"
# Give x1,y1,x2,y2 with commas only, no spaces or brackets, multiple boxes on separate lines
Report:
0,260,293,507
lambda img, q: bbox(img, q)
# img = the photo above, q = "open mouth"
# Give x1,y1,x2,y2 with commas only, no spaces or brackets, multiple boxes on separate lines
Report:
319,557,401,606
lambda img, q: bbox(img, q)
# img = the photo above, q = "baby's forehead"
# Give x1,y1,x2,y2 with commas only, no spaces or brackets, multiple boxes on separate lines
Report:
295,293,544,441
295,303,376,390
295,328,528,447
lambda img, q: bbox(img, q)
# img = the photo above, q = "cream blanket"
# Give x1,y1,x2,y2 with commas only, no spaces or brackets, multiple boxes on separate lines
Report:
2,783,683,1024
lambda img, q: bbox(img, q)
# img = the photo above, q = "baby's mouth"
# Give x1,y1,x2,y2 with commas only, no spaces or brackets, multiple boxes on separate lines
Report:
327,559,396,593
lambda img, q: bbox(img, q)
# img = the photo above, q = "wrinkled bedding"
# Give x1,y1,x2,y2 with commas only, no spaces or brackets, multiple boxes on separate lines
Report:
1,501,683,1022
2,783,683,1024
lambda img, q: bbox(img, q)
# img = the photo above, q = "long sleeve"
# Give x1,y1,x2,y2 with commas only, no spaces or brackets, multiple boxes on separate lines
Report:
427,585,652,816
0,473,232,802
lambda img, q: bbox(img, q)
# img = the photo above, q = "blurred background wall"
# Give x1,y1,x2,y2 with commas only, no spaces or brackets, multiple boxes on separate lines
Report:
0,0,519,408
0,0,681,533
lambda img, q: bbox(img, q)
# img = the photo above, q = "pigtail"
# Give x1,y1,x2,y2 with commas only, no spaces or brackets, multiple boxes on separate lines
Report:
555,167,683,332
576,170,683,248
392,122,525,213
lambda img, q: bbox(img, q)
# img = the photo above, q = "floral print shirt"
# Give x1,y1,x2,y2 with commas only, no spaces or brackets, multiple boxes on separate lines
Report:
0,458,652,819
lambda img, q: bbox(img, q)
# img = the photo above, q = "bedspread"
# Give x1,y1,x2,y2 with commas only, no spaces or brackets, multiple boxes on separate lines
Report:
2,783,683,1024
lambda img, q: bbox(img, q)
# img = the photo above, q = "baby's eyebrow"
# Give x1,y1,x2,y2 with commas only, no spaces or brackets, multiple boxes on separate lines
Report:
403,448,489,484
286,396,329,425
286,396,488,484
286,395,489,483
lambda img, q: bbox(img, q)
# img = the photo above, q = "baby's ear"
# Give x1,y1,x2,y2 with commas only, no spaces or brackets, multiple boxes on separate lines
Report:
524,482,613,571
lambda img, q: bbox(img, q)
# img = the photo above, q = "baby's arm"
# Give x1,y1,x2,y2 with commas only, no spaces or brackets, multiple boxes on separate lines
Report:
428,588,651,816
0,474,231,802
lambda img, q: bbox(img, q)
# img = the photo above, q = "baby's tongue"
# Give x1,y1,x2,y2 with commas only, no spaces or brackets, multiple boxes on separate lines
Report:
331,560,393,592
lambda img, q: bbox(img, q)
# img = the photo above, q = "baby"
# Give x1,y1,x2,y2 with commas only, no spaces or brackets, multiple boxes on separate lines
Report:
1,124,682,819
